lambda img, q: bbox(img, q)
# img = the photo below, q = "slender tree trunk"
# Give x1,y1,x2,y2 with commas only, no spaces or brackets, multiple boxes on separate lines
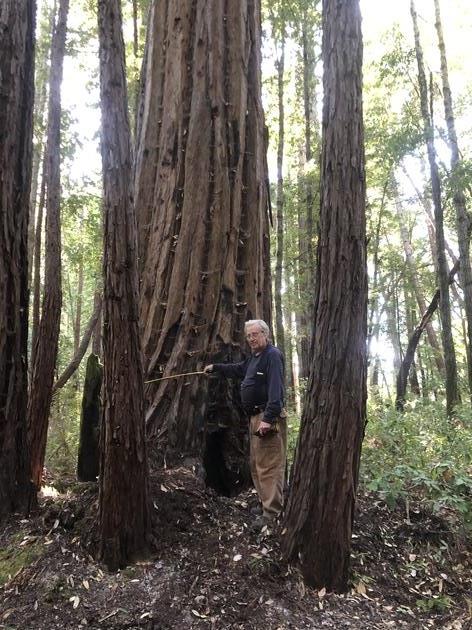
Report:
397,261,460,410
411,0,459,416
434,0,472,399
135,1,271,484
282,0,366,592
28,0,69,490
28,3,55,287
97,0,151,571
73,251,84,388
31,152,47,367
385,281,402,375
92,289,102,357
0,0,36,518
274,30,286,353
367,181,387,360
297,13,319,377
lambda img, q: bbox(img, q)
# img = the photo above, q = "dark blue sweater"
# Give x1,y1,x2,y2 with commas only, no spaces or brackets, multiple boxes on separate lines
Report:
213,344,285,423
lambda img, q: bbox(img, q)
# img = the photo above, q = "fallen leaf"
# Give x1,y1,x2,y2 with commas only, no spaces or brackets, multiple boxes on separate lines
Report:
233,554,242,562
191,610,207,618
70,596,80,609
318,588,326,598
82,580,90,590
160,484,168,493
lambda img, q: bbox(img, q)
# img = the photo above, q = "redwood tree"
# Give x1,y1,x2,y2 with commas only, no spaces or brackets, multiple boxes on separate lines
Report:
97,0,151,570
0,0,36,517
28,0,69,489
282,0,367,591
135,1,271,485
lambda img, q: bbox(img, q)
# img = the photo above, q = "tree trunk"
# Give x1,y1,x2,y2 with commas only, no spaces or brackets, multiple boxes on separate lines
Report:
0,0,36,518
77,354,102,482
97,0,151,571
385,273,403,375
297,12,319,378
411,0,459,416
396,260,460,410
27,0,69,490
274,29,286,353
434,0,472,399
92,289,102,356
135,1,271,485
73,250,84,388
30,152,47,367
282,0,366,592
28,3,55,288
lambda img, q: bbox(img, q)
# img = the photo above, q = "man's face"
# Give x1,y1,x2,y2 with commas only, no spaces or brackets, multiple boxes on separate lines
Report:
246,324,268,353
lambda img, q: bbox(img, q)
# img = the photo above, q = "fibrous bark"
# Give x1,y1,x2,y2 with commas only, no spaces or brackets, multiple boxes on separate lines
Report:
135,1,271,479
97,0,151,570
28,0,69,490
0,0,36,518
282,0,367,592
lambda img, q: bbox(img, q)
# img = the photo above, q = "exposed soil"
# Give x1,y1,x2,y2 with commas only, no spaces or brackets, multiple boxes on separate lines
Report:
1,465,471,629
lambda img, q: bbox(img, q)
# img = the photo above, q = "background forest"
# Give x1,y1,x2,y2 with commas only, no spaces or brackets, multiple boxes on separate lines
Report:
33,0,472,529
1,0,472,626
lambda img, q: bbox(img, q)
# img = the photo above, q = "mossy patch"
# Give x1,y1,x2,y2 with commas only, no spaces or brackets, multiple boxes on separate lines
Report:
0,534,45,586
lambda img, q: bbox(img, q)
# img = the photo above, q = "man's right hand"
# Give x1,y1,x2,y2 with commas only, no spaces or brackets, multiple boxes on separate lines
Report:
203,364,214,374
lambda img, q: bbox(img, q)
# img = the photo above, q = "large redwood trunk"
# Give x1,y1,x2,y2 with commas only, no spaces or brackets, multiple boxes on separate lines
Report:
135,1,271,480
97,0,151,570
282,0,367,592
28,0,69,490
0,0,36,518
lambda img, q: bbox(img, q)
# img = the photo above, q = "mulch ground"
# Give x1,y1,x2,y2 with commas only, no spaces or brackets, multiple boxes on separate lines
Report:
1,465,471,629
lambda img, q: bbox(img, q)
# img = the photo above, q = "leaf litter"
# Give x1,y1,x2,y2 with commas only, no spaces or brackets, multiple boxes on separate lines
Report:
0,465,470,629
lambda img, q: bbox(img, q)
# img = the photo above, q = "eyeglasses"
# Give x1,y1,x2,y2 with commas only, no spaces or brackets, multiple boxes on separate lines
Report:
246,331,264,340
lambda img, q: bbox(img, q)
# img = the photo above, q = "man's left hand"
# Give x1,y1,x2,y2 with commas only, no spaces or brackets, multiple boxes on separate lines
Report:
256,420,273,436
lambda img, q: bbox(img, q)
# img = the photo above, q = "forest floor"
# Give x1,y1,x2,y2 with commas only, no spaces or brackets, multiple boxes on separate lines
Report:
0,464,471,630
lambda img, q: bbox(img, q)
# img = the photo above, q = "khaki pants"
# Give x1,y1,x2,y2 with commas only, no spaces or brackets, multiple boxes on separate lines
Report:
249,412,287,518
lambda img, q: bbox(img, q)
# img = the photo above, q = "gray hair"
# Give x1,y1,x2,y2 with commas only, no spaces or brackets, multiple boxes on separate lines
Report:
244,319,270,338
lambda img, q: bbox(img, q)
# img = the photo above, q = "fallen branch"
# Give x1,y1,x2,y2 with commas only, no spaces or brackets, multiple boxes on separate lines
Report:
53,296,102,393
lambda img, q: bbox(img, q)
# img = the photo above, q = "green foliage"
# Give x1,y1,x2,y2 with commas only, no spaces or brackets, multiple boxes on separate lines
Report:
46,385,82,477
362,399,472,527
0,534,45,586
416,595,453,612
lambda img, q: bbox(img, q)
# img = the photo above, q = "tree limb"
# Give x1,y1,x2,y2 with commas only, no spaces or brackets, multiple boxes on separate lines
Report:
53,296,102,393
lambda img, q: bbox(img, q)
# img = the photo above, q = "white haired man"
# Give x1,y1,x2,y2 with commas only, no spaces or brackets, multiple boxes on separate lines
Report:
204,320,287,526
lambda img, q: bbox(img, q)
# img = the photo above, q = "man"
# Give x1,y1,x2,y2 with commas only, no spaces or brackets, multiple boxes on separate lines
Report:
204,320,287,526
